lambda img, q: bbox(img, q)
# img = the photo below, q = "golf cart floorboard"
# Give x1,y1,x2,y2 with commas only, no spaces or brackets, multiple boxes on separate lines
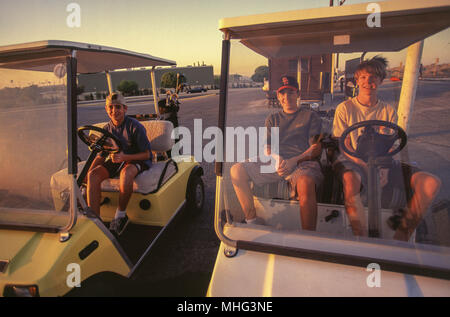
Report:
112,223,162,265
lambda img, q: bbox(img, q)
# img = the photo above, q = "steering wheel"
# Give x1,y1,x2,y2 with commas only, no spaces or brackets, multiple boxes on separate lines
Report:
339,120,407,162
77,125,122,154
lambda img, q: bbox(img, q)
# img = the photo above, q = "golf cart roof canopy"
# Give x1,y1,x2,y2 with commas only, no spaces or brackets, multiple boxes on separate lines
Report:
219,0,450,58
0,40,176,73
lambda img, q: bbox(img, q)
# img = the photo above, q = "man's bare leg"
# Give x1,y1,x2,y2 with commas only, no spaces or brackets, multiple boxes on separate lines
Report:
342,170,367,236
87,165,110,216
230,163,257,221
118,164,139,211
296,175,317,231
394,171,441,241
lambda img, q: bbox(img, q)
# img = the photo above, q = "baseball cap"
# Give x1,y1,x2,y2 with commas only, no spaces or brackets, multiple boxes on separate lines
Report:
106,92,126,107
277,75,299,93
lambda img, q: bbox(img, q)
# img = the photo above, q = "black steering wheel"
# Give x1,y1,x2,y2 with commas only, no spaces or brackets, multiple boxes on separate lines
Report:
339,120,407,162
77,125,122,154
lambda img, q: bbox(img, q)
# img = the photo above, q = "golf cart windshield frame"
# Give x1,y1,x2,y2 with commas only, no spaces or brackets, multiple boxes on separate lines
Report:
0,40,176,233
0,52,77,234
214,0,450,279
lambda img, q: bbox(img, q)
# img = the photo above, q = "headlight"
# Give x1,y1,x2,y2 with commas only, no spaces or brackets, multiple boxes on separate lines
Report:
4,285,39,297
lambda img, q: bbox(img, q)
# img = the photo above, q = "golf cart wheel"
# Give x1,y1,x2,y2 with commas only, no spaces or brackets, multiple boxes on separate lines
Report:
187,175,205,213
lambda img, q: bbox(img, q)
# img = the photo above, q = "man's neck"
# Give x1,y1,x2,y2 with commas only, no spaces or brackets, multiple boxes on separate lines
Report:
282,104,298,114
356,94,378,107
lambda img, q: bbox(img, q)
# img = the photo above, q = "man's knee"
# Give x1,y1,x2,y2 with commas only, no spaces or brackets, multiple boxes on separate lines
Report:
342,170,361,194
230,162,249,182
411,172,441,198
340,170,363,208
120,164,138,183
87,166,108,185
296,175,316,200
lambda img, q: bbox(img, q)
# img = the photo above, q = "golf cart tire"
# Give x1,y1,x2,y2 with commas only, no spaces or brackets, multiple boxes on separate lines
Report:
186,167,205,214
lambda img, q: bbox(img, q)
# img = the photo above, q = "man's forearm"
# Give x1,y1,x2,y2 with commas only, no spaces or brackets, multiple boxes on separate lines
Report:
295,151,311,164
294,145,320,165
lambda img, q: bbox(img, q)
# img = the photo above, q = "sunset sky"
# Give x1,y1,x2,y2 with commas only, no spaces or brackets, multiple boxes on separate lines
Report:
1,0,449,77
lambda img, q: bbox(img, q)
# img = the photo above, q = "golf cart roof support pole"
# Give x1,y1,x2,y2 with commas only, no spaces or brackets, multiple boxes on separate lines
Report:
397,41,424,134
367,158,381,238
297,58,302,106
150,67,160,118
105,71,113,94
63,49,78,234
330,53,335,99
215,31,231,176
67,50,78,176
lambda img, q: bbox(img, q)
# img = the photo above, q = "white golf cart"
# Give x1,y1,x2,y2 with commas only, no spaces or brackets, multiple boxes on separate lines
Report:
208,0,450,296
0,40,204,296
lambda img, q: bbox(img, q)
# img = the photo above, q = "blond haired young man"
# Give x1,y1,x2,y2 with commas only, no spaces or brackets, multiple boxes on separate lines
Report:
332,56,441,240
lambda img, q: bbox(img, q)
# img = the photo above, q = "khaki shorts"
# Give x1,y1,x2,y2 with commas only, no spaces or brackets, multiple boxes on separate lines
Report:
103,159,150,178
241,159,323,194
333,159,419,209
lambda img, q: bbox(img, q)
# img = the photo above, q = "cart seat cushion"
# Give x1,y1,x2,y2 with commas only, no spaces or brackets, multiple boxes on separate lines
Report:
92,119,174,153
51,159,177,195
101,160,176,194
252,180,291,200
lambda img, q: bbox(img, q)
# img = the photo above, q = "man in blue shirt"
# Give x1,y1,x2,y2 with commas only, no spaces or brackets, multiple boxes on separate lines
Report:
86,92,152,235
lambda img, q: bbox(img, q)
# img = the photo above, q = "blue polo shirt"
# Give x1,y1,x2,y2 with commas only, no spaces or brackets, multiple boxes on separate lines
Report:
103,116,152,168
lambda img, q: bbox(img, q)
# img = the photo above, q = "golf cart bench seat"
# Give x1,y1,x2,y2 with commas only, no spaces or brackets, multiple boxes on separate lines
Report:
100,159,177,194
251,169,407,210
92,119,174,161
51,120,177,196
93,119,177,194
252,179,327,203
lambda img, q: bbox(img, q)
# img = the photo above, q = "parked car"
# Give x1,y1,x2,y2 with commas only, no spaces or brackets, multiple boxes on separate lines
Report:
186,86,207,93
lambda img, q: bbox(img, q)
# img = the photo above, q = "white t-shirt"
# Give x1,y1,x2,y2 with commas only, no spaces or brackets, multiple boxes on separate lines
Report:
332,97,398,151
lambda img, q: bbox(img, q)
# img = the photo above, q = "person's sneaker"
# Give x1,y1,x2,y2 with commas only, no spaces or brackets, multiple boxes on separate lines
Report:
244,217,265,225
109,214,129,236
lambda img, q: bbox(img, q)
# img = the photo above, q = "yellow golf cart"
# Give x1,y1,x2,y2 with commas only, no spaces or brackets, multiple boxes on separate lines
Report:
0,40,204,296
208,0,450,296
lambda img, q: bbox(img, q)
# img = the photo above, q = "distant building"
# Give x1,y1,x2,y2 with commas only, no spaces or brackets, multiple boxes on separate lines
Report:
228,74,259,88
268,55,332,100
78,65,214,93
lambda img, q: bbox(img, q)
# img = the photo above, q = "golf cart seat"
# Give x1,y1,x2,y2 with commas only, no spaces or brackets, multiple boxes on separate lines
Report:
50,120,177,205
94,119,177,194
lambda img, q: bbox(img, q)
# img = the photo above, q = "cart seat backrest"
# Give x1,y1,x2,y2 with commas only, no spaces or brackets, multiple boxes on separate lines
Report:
140,120,174,153
91,119,174,153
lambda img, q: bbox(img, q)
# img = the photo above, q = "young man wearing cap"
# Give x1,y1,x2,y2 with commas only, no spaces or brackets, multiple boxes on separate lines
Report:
332,56,441,240
86,92,152,235
230,76,323,230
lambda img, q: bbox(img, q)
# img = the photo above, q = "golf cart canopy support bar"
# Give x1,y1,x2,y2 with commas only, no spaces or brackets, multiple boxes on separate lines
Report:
106,71,113,94
150,67,160,117
215,34,231,177
67,51,78,176
219,0,450,58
